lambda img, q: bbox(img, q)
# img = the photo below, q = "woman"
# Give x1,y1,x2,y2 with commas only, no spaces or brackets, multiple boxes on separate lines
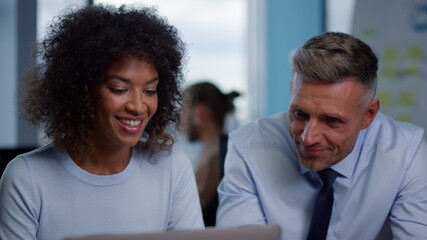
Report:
0,4,203,240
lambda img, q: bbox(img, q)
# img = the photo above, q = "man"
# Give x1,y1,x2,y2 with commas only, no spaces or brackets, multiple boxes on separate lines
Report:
216,32,427,239
179,81,240,226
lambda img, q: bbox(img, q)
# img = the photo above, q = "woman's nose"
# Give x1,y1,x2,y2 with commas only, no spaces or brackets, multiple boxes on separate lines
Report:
126,92,147,115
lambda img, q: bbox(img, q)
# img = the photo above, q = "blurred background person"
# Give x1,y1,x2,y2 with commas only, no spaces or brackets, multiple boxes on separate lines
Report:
179,81,240,226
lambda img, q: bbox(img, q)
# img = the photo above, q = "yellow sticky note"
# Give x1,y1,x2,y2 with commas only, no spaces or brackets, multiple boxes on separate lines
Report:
380,67,398,79
395,114,412,122
382,47,399,62
403,67,422,77
398,91,416,107
378,91,393,106
406,46,424,61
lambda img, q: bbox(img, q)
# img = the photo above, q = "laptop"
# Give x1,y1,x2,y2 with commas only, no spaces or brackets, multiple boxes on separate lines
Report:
65,225,281,240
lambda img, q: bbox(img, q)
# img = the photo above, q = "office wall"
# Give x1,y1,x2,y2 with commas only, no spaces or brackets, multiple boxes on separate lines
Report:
0,0,38,148
0,0,18,147
264,0,324,116
353,0,427,133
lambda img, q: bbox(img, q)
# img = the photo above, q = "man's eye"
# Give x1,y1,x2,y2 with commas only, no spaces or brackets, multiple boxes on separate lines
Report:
293,109,307,118
108,88,127,94
327,118,341,124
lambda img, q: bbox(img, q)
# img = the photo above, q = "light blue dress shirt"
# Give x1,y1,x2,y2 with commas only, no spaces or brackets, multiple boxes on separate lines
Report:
217,112,427,240
0,143,204,240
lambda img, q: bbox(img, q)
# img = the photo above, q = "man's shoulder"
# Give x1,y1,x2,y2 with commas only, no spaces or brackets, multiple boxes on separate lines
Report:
230,112,292,146
365,112,424,146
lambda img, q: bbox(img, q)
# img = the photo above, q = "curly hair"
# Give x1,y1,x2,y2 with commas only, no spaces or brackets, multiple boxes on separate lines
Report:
19,4,186,156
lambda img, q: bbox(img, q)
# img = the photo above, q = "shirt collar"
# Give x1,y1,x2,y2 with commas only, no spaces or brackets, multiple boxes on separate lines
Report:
299,129,366,179
332,129,365,179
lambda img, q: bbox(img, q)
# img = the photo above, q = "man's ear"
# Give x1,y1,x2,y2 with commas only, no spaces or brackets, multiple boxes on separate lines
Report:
361,98,380,129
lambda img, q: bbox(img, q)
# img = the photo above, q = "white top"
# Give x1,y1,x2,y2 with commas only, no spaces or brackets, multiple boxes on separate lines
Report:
0,143,204,240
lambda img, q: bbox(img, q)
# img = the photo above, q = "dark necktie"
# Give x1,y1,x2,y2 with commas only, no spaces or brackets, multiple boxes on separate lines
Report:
307,168,339,240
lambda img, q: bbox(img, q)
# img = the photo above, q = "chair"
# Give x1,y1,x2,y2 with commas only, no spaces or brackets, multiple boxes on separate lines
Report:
202,134,228,226
218,133,229,179
0,147,35,178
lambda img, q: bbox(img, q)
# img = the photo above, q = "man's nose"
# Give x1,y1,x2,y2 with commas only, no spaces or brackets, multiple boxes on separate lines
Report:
301,119,320,145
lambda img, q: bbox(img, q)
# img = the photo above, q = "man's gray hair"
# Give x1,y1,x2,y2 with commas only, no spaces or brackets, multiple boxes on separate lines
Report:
292,32,378,99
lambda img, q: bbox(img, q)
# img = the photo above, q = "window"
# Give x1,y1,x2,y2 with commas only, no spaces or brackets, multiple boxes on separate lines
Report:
326,0,356,33
38,0,87,39
95,0,248,126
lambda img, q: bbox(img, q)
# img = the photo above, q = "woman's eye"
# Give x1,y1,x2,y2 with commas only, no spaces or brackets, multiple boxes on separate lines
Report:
144,89,158,96
108,87,127,94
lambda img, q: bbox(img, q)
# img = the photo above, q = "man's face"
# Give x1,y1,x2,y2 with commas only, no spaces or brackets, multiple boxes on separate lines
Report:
179,96,200,142
288,73,379,171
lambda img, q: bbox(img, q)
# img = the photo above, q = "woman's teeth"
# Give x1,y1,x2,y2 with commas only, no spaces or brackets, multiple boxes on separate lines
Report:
119,118,141,127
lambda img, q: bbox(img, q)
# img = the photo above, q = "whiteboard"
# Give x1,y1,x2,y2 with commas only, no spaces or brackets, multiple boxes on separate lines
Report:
352,0,427,134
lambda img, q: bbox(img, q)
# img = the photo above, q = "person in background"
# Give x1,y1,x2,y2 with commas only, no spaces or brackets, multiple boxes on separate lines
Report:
0,4,203,240
216,32,427,239
180,81,240,226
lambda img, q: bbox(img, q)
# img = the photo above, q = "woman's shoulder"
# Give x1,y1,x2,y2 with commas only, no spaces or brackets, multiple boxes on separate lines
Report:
4,144,54,170
0,145,54,195
2,144,67,182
